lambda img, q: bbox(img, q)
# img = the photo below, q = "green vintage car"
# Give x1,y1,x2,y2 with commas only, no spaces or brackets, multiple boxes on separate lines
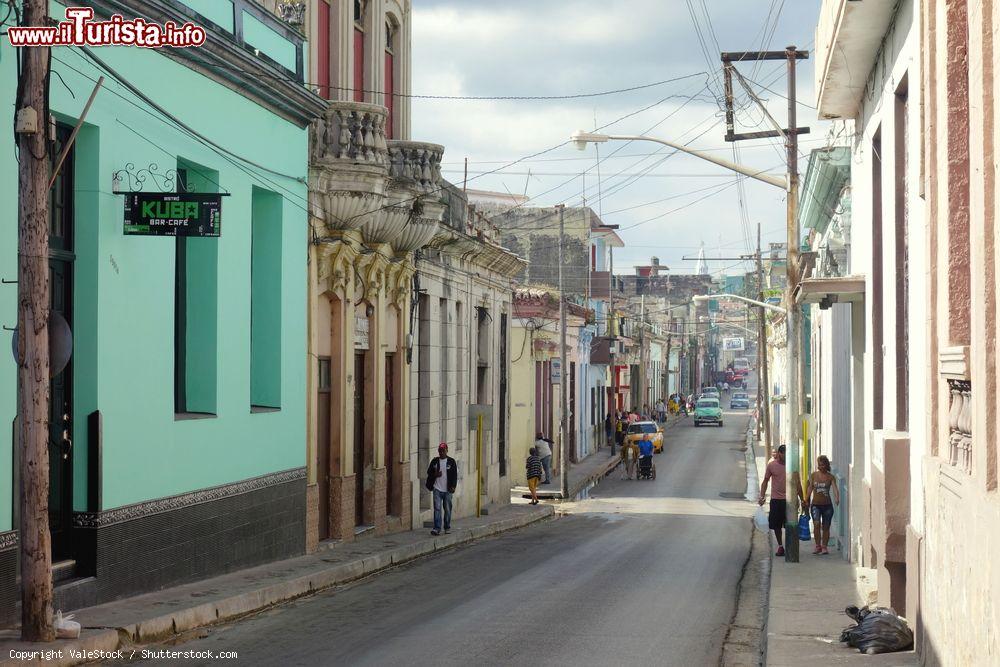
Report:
694,397,723,427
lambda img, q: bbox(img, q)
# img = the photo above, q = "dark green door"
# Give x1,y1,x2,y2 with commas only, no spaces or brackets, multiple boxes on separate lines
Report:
48,124,75,560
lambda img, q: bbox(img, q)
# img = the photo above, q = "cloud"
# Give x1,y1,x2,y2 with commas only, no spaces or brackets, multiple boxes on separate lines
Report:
410,0,827,276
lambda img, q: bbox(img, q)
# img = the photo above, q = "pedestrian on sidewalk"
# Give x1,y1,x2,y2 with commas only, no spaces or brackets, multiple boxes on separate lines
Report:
425,442,457,536
604,412,613,450
526,447,544,505
759,444,788,557
804,455,840,555
534,433,553,484
655,399,666,423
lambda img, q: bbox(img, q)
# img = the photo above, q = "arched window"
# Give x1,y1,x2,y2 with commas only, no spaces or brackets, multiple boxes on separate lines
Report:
353,0,366,102
384,19,396,138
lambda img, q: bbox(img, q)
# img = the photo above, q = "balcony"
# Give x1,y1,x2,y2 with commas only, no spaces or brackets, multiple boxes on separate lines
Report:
940,346,972,474
380,141,446,251
310,101,389,234
814,0,897,119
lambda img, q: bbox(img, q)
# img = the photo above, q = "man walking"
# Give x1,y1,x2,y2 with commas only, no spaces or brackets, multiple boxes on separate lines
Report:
426,442,457,536
655,399,666,423
759,444,789,556
534,432,553,484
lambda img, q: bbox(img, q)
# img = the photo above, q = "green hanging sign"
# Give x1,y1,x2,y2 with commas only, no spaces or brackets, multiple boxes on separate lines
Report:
124,192,226,237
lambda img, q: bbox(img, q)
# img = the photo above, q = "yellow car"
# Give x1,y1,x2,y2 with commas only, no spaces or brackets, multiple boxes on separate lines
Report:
626,421,664,453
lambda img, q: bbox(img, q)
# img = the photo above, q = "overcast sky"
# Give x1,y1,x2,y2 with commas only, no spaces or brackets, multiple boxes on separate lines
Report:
411,0,827,277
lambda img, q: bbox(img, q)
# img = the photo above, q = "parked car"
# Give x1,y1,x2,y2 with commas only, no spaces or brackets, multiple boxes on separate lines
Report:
694,398,723,427
626,421,664,453
730,392,750,409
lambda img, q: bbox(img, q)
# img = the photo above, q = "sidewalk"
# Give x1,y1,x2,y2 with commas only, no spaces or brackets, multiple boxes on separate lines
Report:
0,503,553,667
767,556,916,665
512,413,687,501
748,426,917,665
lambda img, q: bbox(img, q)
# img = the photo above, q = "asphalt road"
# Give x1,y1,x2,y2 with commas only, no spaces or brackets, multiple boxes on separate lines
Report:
133,406,756,667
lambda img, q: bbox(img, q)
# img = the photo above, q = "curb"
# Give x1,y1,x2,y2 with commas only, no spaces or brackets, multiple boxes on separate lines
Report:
0,506,554,667
721,518,772,667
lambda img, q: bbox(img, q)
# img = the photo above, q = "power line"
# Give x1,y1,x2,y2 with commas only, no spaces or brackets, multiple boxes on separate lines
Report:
169,54,711,101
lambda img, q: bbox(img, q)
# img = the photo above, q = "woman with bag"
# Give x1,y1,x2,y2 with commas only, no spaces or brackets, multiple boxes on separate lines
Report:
525,447,544,505
804,455,840,555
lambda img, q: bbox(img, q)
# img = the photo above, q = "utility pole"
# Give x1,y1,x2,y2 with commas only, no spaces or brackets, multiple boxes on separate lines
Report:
721,44,808,563
15,0,55,641
757,222,772,454
783,45,803,562
557,204,569,500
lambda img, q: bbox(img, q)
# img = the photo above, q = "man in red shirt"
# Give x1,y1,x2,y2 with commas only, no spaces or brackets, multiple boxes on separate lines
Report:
759,445,789,556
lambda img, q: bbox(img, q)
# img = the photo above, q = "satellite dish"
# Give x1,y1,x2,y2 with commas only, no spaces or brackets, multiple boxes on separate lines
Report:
9,310,73,378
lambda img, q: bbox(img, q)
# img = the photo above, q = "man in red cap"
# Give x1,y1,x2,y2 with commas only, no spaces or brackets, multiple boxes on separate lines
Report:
425,442,457,535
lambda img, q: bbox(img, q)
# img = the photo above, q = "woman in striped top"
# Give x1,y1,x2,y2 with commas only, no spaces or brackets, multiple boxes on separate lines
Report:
526,447,544,505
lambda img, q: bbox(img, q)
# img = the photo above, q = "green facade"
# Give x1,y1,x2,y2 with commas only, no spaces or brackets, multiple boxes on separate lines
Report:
0,5,310,533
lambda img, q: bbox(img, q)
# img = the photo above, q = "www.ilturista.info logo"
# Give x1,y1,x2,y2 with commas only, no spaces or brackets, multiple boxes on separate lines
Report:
7,7,206,48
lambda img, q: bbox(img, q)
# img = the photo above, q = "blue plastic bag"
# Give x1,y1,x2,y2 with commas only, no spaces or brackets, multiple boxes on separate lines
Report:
798,513,811,541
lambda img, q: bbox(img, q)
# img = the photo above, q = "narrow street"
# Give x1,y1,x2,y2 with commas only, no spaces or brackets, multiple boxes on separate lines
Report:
130,410,755,667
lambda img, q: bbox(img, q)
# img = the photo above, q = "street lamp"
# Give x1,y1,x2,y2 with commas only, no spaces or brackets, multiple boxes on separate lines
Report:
570,131,786,189
692,293,786,314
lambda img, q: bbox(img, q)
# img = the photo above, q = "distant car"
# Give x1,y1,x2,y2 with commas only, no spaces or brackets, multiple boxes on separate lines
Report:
626,421,664,453
694,398,723,427
730,392,750,409
700,387,720,399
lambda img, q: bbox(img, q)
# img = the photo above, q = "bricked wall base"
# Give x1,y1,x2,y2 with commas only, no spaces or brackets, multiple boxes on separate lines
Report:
329,474,357,541
305,483,319,553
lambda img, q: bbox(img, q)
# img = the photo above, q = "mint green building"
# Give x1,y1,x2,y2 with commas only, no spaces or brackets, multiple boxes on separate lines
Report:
0,0,324,621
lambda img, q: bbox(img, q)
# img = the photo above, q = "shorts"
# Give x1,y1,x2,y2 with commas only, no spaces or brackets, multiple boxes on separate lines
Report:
810,503,834,527
768,499,787,531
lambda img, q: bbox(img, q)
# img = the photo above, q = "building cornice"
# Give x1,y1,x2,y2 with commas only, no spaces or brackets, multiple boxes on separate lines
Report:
73,0,326,127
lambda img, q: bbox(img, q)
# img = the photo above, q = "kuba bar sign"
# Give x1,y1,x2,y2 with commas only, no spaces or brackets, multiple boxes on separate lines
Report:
124,192,225,236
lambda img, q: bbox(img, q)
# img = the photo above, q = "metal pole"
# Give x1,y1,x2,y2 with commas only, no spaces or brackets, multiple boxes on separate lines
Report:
476,414,483,517
558,204,569,500
783,45,802,562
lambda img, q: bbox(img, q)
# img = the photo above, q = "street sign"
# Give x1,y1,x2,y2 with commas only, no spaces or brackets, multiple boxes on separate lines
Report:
468,404,493,430
354,315,370,350
550,358,562,383
763,288,783,304
123,192,225,236
723,337,745,351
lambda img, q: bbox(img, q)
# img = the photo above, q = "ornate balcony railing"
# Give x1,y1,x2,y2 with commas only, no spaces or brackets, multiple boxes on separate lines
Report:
388,141,444,192
947,379,972,473
311,101,389,166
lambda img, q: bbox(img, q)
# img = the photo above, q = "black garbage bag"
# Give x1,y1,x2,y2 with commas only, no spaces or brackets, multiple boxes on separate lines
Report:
840,605,914,654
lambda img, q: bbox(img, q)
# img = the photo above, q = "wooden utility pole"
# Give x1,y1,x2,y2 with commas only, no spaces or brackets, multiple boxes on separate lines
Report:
15,0,55,641
757,222,772,454
557,204,569,500
721,45,808,563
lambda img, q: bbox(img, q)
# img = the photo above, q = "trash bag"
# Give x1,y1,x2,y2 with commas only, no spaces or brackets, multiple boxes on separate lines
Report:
840,605,913,654
798,513,811,541
54,610,80,639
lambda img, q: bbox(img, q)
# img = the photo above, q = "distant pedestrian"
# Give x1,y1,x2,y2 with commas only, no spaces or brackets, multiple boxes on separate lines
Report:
759,444,788,556
620,437,639,480
805,455,840,555
655,399,666,423
604,413,614,449
425,442,457,536
534,432,553,484
526,447,544,505
615,413,627,451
